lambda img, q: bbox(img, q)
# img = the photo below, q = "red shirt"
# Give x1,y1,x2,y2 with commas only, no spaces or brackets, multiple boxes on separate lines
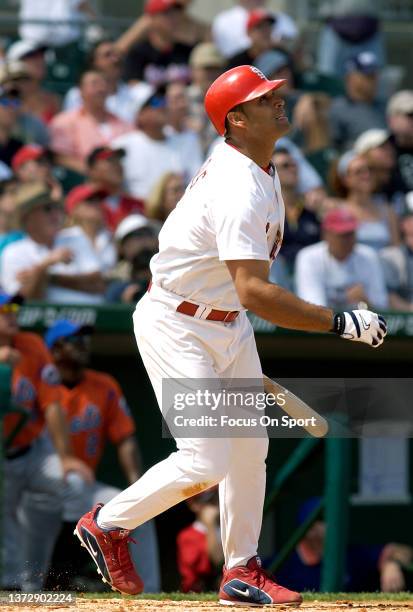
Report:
103,194,146,231
177,522,212,592
61,369,135,472
4,332,62,449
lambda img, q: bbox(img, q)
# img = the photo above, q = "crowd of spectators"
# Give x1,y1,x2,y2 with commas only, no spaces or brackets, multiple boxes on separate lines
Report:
0,0,411,312
0,0,412,312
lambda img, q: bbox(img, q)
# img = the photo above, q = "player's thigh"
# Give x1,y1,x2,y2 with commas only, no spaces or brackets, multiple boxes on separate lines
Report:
223,314,263,381
26,436,64,512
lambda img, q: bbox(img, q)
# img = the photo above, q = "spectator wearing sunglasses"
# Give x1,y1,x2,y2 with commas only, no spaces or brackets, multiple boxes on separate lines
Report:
6,40,61,123
0,61,50,148
0,182,105,304
11,144,63,202
43,319,160,593
0,85,24,169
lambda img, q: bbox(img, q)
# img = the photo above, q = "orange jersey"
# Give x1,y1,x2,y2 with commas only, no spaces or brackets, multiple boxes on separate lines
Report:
61,369,135,472
4,332,62,449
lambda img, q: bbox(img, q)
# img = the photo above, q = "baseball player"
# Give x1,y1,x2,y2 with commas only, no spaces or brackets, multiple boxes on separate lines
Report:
43,319,160,592
75,65,387,606
0,292,91,592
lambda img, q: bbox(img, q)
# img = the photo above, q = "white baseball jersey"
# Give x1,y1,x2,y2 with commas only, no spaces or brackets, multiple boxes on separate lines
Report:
151,142,285,311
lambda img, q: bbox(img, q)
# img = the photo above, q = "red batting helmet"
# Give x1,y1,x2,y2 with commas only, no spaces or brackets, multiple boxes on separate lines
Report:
204,65,286,136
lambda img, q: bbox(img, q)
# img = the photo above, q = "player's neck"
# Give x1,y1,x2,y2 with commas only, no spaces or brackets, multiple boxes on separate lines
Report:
58,365,85,388
226,136,274,169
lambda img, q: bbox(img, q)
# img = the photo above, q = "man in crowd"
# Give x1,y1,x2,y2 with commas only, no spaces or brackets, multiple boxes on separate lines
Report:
44,319,160,592
386,90,413,195
112,89,183,199
0,293,91,591
380,210,413,311
11,144,63,201
0,83,24,168
165,82,203,182
329,51,386,152
87,146,145,231
1,183,105,303
212,0,297,59
50,70,132,174
123,0,192,86
187,42,226,157
295,208,389,310
227,9,276,69
63,39,137,124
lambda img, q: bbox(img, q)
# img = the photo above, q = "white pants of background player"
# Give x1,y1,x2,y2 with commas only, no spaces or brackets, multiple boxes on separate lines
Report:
98,286,268,569
63,474,160,592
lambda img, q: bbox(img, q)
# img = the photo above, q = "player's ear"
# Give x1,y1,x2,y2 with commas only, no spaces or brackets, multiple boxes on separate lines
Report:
226,109,247,132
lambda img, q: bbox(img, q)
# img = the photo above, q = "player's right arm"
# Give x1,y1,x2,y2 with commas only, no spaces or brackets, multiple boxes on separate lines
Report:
226,259,387,346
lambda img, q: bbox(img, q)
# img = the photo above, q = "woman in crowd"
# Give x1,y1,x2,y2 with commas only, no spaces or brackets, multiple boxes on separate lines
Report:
146,172,185,223
332,150,400,250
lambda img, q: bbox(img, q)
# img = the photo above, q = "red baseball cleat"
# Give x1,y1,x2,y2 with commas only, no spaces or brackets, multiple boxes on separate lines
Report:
74,503,143,595
219,556,302,607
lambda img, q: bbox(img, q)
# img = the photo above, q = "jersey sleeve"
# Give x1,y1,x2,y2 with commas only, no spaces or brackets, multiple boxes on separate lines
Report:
211,177,270,261
104,377,136,444
19,334,63,411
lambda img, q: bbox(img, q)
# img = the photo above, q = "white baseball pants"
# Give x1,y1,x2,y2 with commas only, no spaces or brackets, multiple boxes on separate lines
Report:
98,286,268,569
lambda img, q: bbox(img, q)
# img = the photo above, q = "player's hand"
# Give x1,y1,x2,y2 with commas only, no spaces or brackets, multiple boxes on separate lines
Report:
380,560,405,592
332,309,387,348
61,455,95,484
0,346,21,366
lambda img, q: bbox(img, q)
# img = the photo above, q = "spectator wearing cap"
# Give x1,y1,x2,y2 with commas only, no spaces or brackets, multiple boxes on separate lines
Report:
316,0,385,79
43,319,161,593
11,144,63,202
111,89,183,199
380,210,413,311
227,9,276,69
117,0,208,57
1,183,105,304
87,146,145,231
63,39,138,125
332,150,399,251
0,61,50,147
187,43,226,157
146,172,185,223
122,0,193,87
106,214,160,303
386,91,413,195
353,129,401,210
7,41,60,123
295,207,388,310
329,51,386,152
212,0,298,59
49,70,132,175
272,148,320,270
65,184,116,274
165,82,203,182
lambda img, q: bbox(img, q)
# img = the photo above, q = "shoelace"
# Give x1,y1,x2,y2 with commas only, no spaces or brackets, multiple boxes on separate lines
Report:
252,565,274,591
106,532,138,577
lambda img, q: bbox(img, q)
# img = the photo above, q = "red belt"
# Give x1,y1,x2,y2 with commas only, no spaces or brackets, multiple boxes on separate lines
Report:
148,282,239,323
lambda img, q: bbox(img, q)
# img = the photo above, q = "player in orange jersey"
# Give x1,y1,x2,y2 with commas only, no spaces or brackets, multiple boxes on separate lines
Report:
44,320,160,592
0,292,92,591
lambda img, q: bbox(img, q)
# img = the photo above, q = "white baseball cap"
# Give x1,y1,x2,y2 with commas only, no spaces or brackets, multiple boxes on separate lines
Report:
7,40,47,63
354,129,390,154
387,90,413,116
114,214,161,243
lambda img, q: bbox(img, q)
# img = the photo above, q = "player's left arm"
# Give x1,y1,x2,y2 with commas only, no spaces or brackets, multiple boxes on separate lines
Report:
226,259,387,346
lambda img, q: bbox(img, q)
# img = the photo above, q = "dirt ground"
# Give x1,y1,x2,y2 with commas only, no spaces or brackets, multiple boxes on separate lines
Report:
3,599,413,612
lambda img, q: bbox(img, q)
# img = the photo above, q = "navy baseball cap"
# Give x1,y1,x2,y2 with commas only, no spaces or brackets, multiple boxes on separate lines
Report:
45,319,94,349
345,51,379,75
0,292,24,307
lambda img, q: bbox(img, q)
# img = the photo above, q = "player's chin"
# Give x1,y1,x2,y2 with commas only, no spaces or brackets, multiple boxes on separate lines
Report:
273,116,291,135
